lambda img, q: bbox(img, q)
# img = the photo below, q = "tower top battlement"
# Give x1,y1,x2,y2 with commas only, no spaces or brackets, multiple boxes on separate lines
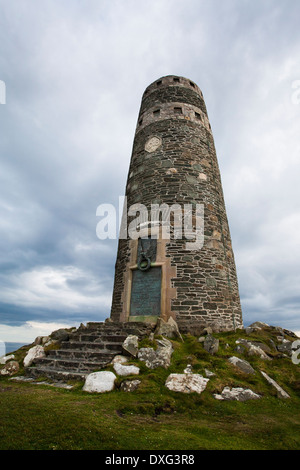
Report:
137,76,209,134
143,75,203,97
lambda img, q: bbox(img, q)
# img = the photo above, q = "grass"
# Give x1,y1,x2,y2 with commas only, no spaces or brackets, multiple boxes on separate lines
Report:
0,328,300,450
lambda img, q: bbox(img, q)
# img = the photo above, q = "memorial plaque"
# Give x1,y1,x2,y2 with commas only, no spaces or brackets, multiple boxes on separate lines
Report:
130,267,161,317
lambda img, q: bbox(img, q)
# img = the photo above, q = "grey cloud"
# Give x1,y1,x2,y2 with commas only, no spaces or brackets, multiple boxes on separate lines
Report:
0,0,300,339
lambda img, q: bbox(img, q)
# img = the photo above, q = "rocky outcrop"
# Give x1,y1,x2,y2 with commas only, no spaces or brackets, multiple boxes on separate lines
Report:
154,317,183,341
0,361,19,376
120,380,141,392
235,339,272,360
248,321,270,329
165,372,209,394
260,371,290,399
276,340,298,357
203,335,219,355
50,329,71,342
3,319,297,403
214,387,261,401
122,335,139,357
204,369,216,378
138,338,173,369
228,356,256,375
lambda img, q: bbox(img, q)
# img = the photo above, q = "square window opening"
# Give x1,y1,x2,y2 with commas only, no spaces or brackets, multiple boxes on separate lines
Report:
174,107,183,114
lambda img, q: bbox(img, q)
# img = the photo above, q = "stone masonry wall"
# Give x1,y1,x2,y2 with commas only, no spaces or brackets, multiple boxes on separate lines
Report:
110,75,243,334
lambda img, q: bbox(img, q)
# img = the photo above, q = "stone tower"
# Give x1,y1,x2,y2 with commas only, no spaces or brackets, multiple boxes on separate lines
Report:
110,75,243,334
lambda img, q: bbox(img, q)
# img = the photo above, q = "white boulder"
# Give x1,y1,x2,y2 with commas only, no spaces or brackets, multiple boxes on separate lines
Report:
183,364,193,374
205,369,216,377
260,371,290,398
214,386,261,401
83,371,117,393
122,335,139,357
23,345,45,367
113,363,140,376
165,373,209,394
0,354,15,365
110,355,128,365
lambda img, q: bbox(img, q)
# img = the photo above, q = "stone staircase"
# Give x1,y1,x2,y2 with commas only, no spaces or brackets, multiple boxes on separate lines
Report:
26,321,154,382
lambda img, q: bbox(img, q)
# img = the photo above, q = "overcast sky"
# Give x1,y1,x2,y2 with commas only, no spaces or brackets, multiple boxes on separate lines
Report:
0,0,300,343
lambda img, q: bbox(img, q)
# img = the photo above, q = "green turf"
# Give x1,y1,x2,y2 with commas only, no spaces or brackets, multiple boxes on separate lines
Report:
1,328,299,450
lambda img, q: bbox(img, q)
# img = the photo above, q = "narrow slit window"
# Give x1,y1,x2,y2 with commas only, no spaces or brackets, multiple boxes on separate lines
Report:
156,80,162,86
174,107,182,114
189,81,195,88
139,118,143,126
195,112,201,120
173,77,180,83
153,109,160,117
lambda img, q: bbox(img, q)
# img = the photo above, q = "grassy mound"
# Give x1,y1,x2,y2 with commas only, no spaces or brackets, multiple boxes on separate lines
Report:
0,325,299,450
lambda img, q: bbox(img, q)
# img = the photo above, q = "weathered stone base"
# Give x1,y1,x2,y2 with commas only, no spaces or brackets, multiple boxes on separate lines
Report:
176,314,243,335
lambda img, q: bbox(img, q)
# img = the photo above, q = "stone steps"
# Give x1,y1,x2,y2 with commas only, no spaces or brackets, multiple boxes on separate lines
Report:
28,366,88,382
47,349,118,361
32,356,113,372
48,342,122,357
68,334,128,344
25,321,154,382
59,341,123,351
